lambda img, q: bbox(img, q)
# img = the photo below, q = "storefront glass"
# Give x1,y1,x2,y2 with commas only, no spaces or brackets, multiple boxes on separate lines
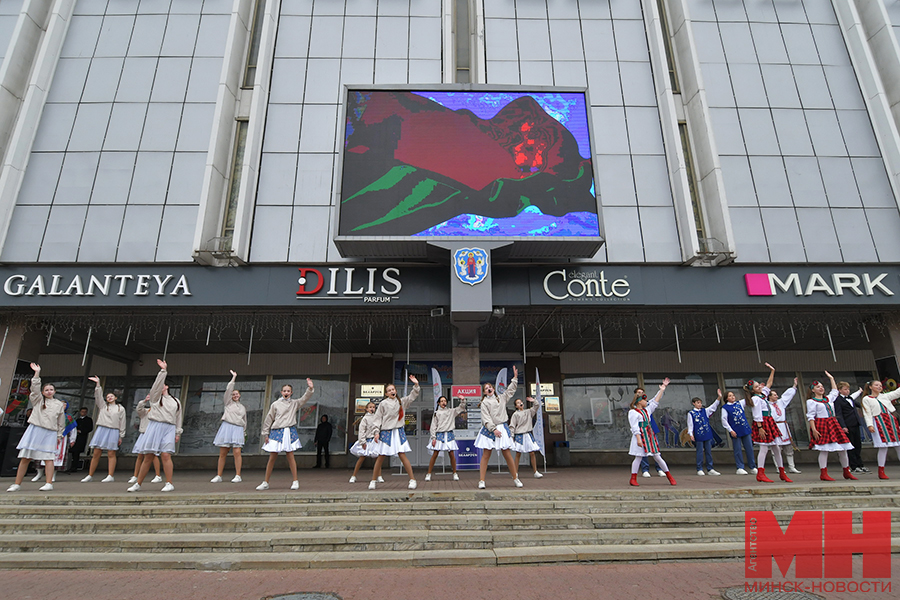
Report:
179,376,267,455
271,376,349,455
562,374,639,450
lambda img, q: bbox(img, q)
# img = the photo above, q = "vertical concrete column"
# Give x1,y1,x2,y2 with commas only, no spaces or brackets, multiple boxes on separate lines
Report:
452,344,480,387
0,323,41,414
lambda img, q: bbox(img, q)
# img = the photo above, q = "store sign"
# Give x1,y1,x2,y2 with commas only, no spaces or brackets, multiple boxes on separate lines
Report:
3,273,191,297
296,267,402,303
360,384,384,397
451,385,481,400
745,272,893,297
530,383,555,396
541,269,631,302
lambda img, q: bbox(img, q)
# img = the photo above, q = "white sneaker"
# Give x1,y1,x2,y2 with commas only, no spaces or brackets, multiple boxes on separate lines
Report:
377,476,384,483
533,471,543,478
697,470,706,476
424,473,431,482
368,480,377,490
127,483,140,492
210,475,223,483
80,475,92,483
32,469,43,482
231,475,242,483
6,484,20,492
452,473,459,481
256,482,269,490
127,476,138,484
150,475,163,484
641,471,651,478
290,480,299,490
349,476,357,483
657,470,666,477
477,480,485,489
39,483,53,491
161,482,174,492
736,468,749,475
708,469,721,476
788,467,801,474
408,479,417,489
750,468,758,474
513,478,524,488
101,475,114,483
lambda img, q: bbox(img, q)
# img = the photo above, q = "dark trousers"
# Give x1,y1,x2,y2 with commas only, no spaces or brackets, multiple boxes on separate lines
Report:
315,443,330,467
847,425,864,469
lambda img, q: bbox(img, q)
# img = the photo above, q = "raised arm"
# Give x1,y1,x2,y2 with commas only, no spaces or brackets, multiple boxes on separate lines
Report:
148,359,167,403
825,371,837,393
527,396,542,417
498,371,518,404
224,370,237,406
453,396,468,416
28,363,42,407
294,378,315,409
401,375,420,408
651,378,671,404
780,379,798,406
764,363,775,391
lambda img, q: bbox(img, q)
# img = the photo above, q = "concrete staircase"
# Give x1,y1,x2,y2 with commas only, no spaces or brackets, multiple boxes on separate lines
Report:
1,483,898,570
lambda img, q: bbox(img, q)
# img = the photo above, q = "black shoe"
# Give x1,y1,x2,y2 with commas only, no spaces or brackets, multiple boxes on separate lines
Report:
860,466,870,473
312,465,320,469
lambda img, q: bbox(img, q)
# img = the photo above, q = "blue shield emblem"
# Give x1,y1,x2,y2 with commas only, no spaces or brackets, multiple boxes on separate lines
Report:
453,247,489,286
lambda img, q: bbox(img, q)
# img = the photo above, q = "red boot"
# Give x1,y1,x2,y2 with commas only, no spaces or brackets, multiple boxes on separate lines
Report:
629,473,639,486
843,467,858,480
878,467,889,480
820,468,835,481
665,471,677,486
756,468,774,483
778,467,793,483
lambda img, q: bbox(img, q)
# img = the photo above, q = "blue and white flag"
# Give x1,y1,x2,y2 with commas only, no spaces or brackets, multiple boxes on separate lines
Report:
534,368,546,457
495,368,507,397
432,367,442,410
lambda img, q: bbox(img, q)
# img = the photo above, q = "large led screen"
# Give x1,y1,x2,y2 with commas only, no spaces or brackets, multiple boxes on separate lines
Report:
338,90,599,239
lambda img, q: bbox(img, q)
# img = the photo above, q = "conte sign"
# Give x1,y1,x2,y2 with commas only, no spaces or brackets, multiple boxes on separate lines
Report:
336,88,601,240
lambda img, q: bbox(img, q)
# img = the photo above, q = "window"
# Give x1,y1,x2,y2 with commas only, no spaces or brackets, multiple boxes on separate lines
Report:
562,374,639,450
271,376,349,454
179,376,268,455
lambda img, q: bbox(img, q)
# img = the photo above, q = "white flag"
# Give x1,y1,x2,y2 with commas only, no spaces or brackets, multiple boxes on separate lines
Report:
533,368,546,457
432,367,442,410
495,368,508,396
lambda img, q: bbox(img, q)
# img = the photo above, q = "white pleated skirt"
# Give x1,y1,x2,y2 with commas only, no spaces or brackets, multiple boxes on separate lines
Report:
512,431,540,453
262,427,302,453
350,438,378,457
17,424,57,461
213,421,245,447
474,423,513,451
138,421,177,455
89,425,120,451
375,427,411,456
811,442,854,452
132,432,149,454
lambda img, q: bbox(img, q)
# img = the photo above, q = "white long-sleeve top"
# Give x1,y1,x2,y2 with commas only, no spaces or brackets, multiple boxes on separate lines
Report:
261,387,314,435
806,389,840,421
720,399,747,433
220,380,247,428
147,368,184,434
686,398,720,436
770,387,796,423
430,398,467,439
372,385,420,437
480,378,518,433
26,376,66,436
93,384,126,438
862,388,900,428
748,387,772,422
357,412,377,440
509,398,542,435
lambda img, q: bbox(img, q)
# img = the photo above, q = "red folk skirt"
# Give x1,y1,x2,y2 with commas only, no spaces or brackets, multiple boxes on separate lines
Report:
751,416,780,444
809,417,851,449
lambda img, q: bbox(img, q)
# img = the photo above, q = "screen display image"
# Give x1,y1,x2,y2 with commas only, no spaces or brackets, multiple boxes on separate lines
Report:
339,90,599,238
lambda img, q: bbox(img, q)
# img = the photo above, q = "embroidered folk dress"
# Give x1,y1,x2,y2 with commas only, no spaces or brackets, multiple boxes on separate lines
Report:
629,400,661,457
862,389,900,448
806,390,853,452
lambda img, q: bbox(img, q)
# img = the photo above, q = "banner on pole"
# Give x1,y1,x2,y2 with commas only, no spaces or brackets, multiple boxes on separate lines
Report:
432,367,442,410
534,368,546,457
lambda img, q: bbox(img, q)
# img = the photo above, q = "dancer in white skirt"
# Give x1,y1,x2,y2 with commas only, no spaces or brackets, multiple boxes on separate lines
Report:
257,378,315,490
369,375,420,490
766,379,799,481
81,377,126,483
348,401,380,483
861,379,900,479
128,395,161,485
7,363,66,492
211,370,245,483
127,359,183,492
806,372,856,482
510,395,543,479
628,379,676,487
476,366,522,489
31,403,76,484
424,395,467,482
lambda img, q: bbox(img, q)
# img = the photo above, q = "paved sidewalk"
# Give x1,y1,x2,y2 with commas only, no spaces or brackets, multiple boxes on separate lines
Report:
2,463,896,495
1,557,897,600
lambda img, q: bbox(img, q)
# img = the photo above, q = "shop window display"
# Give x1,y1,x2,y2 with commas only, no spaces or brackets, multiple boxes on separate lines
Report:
271,376,349,455
562,374,639,450
178,377,267,455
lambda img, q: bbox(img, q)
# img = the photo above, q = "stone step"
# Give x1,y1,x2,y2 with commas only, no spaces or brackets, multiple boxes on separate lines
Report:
3,507,899,536
3,493,898,519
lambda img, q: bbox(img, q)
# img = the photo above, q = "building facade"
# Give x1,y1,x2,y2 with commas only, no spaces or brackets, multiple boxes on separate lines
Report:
1,0,900,465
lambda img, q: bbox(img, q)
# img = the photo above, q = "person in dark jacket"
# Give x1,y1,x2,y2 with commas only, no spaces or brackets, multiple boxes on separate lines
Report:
68,406,93,472
314,415,333,468
836,381,868,473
